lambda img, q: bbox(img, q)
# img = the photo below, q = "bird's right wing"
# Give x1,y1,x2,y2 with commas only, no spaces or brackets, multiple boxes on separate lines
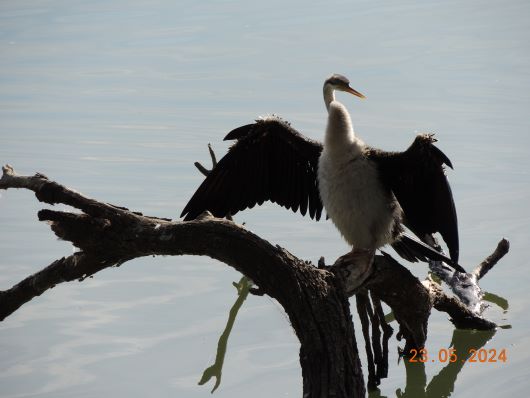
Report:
368,134,459,262
180,116,324,221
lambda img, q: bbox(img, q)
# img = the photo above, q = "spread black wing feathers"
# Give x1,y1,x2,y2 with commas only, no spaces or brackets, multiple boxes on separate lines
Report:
180,116,324,221
368,134,459,263
181,120,460,268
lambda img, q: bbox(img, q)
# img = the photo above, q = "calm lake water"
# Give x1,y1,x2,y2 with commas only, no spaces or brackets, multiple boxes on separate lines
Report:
1,0,529,397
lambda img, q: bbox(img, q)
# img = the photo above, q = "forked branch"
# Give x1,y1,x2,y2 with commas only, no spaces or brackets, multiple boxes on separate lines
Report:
0,164,510,397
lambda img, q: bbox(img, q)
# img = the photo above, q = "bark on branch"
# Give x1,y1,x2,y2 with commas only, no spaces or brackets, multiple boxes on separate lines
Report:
0,164,510,396
1,165,366,397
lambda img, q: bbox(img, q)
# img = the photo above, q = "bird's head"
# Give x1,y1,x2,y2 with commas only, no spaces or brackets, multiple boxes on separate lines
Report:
324,74,365,99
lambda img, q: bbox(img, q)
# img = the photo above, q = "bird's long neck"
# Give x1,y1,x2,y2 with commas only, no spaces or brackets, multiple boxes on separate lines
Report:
323,84,335,112
323,87,364,156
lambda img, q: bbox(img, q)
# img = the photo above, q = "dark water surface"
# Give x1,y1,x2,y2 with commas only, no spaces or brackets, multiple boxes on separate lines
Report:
1,0,529,396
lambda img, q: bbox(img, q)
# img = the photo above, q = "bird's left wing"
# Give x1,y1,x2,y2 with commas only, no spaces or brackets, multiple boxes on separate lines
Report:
180,116,324,221
368,134,459,262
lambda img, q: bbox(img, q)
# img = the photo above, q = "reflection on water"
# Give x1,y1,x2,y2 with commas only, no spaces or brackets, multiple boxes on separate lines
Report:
1,0,529,396
483,291,509,312
198,276,252,393
368,329,497,398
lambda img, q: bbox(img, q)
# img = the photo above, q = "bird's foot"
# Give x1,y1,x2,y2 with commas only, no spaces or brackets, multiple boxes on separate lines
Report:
344,248,375,269
333,248,376,294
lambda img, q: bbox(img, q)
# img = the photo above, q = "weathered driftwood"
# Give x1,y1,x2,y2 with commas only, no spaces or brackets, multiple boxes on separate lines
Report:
0,165,364,398
0,164,509,397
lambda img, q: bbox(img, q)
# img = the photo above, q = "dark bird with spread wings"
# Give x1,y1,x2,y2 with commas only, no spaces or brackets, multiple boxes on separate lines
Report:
181,74,463,272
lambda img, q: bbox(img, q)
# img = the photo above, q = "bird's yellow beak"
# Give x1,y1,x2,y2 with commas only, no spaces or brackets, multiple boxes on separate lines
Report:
346,86,366,99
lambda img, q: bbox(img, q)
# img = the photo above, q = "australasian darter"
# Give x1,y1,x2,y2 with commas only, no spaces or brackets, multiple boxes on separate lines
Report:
181,74,464,272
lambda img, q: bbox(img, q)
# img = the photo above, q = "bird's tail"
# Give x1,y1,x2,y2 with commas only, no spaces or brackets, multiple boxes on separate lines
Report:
391,233,466,273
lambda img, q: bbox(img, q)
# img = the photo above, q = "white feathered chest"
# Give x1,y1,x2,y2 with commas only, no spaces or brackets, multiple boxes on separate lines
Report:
317,101,401,249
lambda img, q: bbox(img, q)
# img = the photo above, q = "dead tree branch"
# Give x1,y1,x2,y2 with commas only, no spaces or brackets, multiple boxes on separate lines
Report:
473,239,509,280
0,165,365,398
0,164,510,395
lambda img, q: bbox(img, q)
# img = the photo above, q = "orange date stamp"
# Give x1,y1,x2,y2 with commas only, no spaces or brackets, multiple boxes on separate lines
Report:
408,348,507,363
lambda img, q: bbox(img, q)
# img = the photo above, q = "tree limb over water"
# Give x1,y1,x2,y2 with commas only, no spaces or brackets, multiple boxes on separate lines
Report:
0,164,509,397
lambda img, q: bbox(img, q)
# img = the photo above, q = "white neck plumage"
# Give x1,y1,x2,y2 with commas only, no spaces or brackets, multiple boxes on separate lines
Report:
323,84,364,154
323,84,336,112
